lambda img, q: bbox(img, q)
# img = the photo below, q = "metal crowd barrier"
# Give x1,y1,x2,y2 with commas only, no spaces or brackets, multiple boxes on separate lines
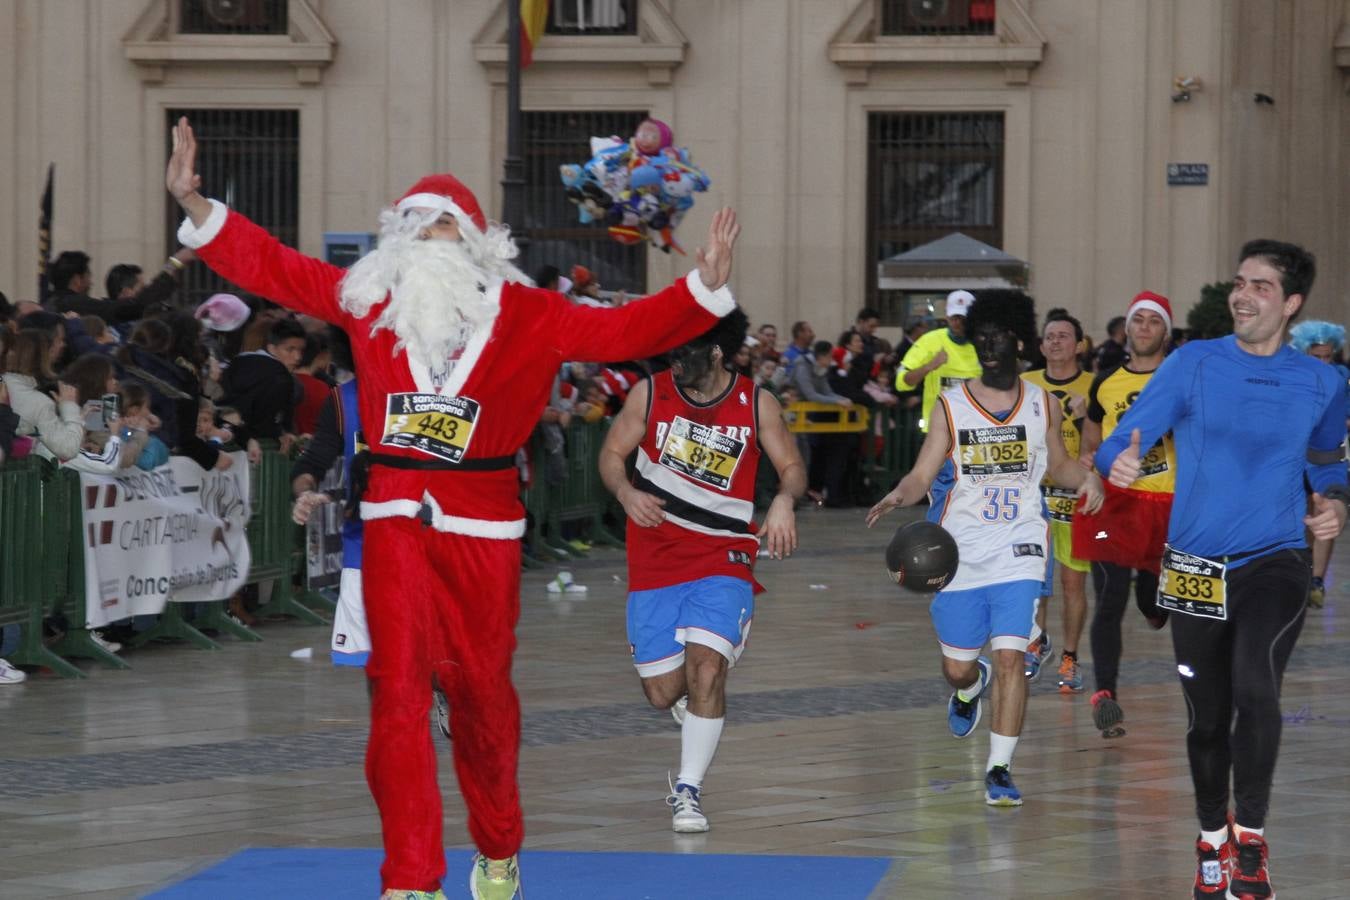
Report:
0,411,924,677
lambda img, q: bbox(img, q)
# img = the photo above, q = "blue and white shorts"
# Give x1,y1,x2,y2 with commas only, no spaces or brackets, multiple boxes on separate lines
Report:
627,575,754,678
929,579,1040,661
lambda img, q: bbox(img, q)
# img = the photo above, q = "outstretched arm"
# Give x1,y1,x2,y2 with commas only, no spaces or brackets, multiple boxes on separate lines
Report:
866,400,952,527
552,210,740,363
1043,391,1103,513
167,117,349,324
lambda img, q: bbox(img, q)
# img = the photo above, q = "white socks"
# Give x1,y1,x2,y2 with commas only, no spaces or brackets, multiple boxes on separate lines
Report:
676,711,724,789
1201,827,1228,848
1234,824,1264,839
986,732,1018,771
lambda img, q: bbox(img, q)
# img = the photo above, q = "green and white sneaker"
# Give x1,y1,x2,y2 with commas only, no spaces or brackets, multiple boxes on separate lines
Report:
469,853,521,900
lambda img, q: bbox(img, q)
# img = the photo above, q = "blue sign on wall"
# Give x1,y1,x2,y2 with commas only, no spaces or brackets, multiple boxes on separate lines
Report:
1167,163,1209,186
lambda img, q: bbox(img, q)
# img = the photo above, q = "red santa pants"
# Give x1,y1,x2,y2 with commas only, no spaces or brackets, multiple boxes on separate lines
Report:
362,516,524,892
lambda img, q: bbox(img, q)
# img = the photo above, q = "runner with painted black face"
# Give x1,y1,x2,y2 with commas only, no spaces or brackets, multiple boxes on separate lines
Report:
869,290,1103,808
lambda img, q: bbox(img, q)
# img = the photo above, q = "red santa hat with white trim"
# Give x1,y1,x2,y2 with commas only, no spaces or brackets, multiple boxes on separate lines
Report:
1127,290,1172,331
395,174,488,233
597,367,635,404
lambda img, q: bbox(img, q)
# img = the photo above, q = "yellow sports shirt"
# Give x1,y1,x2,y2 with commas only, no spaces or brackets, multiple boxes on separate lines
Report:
897,329,980,432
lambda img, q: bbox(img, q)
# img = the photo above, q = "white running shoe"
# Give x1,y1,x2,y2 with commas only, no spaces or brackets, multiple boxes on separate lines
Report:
667,774,709,833
0,658,26,685
671,694,688,725
90,631,121,654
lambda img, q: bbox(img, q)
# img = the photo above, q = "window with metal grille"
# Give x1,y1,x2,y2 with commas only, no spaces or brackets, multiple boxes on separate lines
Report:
866,111,1004,323
546,0,637,35
522,110,649,294
164,109,299,308
880,0,996,36
179,0,288,35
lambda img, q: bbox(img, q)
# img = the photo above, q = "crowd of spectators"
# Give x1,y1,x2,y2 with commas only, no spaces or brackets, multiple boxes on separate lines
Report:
0,246,340,683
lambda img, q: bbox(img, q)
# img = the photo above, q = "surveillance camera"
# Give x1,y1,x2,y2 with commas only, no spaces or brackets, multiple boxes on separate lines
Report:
1173,75,1203,93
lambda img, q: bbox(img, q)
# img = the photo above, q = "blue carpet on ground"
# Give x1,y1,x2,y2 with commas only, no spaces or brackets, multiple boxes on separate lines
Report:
148,847,894,899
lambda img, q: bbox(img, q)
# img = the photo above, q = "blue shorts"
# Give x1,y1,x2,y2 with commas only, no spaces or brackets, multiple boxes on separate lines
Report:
627,575,754,678
929,579,1040,661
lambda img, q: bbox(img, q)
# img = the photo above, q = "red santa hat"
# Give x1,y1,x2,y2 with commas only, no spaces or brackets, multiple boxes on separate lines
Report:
395,174,487,233
596,367,635,403
1128,290,1173,331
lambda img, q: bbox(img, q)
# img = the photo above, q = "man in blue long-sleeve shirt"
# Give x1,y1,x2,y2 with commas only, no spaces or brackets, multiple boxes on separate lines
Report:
1097,240,1349,900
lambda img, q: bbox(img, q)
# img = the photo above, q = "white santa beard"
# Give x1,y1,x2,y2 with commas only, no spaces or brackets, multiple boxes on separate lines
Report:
340,234,498,366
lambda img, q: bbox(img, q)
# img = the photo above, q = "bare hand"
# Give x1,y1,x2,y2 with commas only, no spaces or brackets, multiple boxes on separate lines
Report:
1108,428,1143,488
167,117,203,202
0,381,9,406
279,433,297,456
760,495,798,559
58,382,79,404
695,207,740,291
214,452,234,471
928,349,949,370
1077,470,1105,515
62,311,79,320
246,438,262,465
866,487,907,528
1305,493,1348,541
619,485,666,528
292,490,332,526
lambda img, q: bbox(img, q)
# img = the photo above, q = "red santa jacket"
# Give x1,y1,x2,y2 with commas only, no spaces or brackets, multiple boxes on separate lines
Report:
179,200,734,538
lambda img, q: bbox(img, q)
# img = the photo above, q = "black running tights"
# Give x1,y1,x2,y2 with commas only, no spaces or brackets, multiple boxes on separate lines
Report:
1170,549,1310,831
1089,561,1159,695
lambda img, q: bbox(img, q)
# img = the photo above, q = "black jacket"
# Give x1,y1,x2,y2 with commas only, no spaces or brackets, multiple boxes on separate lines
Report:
221,350,296,440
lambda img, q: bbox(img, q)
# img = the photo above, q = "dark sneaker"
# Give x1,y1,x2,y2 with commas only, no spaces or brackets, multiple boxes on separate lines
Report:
1193,835,1232,897
1090,689,1126,738
1024,634,1052,682
433,687,451,741
947,657,991,739
1227,833,1274,899
984,765,1022,807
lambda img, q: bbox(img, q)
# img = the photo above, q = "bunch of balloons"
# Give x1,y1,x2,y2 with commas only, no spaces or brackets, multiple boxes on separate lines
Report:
560,118,710,254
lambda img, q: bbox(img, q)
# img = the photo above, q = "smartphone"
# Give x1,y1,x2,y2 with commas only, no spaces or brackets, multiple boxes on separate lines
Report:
101,393,120,428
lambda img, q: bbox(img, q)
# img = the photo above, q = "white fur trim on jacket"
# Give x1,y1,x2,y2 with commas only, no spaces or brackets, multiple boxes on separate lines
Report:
177,199,230,248
684,270,736,318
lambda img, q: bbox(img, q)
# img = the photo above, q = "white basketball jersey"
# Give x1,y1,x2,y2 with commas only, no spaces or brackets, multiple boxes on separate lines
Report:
931,382,1052,591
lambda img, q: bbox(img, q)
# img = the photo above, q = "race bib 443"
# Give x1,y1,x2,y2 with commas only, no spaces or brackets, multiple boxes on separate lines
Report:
381,393,480,463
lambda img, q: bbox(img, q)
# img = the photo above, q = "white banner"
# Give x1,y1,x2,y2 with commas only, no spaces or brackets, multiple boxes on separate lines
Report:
79,453,252,628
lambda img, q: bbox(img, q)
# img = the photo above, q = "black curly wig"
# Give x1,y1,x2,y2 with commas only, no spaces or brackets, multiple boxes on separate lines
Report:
684,307,751,364
965,290,1038,359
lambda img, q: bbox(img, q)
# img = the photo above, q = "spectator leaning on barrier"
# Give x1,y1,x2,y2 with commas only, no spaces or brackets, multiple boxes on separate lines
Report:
781,320,815,380
2,329,83,461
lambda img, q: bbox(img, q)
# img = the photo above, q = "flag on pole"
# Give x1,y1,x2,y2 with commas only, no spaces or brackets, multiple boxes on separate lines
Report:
520,0,549,68
38,164,53,303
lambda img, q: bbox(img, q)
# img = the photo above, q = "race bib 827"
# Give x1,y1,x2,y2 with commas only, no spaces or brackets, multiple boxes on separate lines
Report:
657,416,746,490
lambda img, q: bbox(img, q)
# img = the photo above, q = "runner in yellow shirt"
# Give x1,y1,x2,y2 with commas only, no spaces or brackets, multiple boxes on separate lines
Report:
897,290,981,432
1021,310,1094,694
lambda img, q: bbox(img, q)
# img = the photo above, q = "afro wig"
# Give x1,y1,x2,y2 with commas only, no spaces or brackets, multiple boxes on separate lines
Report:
685,307,751,363
1288,320,1345,354
965,290,1038,359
